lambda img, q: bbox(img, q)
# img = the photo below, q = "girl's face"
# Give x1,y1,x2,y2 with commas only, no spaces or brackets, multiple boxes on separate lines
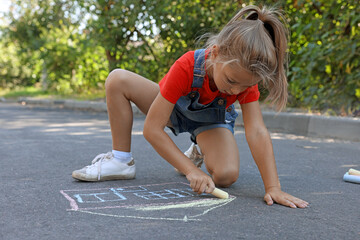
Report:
211,61,257,95
210,45,258,95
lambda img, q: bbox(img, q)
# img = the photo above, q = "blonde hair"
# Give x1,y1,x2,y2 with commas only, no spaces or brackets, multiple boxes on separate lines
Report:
204,5,289,111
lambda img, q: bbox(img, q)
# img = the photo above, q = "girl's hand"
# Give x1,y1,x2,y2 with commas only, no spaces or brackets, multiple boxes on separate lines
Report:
186,168,215,195
264,187,309,208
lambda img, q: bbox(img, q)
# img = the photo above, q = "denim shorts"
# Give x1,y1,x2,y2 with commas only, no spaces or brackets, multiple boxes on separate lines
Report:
190,107,238,143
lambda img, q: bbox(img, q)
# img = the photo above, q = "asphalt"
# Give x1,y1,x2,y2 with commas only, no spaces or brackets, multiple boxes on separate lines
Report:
16,97,360,142
0,101,359,240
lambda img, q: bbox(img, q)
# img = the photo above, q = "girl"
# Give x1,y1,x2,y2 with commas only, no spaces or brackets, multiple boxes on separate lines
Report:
72,5,309,209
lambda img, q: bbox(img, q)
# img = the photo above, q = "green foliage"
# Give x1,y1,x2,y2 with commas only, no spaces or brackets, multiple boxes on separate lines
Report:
0,0,359,113
0,36,29,87
40,25,108,94
284,0,360,113
151,0,241,72
79,0,161,80
1,0,108,94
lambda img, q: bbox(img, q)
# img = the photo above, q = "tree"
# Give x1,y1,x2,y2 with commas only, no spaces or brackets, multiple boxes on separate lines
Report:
80,0,157,73
1,0,359,113
2,0,108,93
284,0,360,114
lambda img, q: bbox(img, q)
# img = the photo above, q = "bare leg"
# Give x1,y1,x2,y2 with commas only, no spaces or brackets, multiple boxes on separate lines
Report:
105,69,159,152
196,128,239,187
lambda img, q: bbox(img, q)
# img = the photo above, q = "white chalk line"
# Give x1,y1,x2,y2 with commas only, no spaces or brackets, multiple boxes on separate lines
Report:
133,197,235,211
189,197,236,218
72,196,236,222
65,197,212,211
75,210,201,222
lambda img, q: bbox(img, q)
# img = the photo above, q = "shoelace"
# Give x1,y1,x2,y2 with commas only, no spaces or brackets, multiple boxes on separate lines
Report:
89,152,113,181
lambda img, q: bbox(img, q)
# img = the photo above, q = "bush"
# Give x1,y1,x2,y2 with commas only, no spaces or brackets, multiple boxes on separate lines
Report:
1,0,359,114
285,0,360,114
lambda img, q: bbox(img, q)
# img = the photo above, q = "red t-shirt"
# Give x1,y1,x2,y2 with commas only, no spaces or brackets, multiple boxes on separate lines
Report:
159,51,260,108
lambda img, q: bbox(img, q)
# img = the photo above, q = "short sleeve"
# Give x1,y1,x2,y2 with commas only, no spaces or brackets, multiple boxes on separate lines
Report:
159,52,194,104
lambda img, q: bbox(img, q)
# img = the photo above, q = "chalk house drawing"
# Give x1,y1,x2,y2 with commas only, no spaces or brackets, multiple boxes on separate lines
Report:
60,182,235,222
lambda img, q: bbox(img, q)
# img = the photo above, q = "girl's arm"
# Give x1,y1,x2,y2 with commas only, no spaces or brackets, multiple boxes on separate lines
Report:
143,93,215,194
241,101,309,208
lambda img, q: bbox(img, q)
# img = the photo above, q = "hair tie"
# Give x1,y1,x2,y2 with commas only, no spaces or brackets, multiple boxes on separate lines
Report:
247,12,259,20
264,22,275,46
246,11,276,46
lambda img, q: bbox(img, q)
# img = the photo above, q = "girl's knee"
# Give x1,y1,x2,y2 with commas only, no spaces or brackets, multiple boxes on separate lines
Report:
105,69,129,91
212,168,239,188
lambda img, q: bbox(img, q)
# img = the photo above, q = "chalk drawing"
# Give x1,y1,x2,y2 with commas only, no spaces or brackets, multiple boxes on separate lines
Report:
60,182,235,222
73,188,128,203
133,189,194,200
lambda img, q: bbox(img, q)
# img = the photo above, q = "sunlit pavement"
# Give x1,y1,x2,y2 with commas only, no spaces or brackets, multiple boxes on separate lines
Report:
1,102,359,240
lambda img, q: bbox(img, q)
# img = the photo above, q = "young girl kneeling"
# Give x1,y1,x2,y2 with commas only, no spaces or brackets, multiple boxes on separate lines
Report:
72,5,309,209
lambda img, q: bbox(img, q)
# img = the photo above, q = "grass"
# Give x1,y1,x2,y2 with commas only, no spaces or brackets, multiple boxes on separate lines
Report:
0,86,50,99
0,86,106,101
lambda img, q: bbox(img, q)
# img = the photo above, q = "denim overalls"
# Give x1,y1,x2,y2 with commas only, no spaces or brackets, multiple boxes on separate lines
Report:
168,49,239,143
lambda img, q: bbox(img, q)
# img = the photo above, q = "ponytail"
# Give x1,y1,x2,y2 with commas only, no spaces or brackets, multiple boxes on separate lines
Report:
205,5,289,111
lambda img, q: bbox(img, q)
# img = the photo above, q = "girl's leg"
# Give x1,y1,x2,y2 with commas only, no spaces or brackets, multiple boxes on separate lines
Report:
196,128,239,187
72,69,159,181
105,69,159,152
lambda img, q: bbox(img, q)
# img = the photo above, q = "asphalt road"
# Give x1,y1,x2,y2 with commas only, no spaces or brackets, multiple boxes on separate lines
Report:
1,102,359,240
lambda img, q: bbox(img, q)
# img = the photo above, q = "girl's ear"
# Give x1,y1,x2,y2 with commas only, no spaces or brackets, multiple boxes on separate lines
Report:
210,45,219,60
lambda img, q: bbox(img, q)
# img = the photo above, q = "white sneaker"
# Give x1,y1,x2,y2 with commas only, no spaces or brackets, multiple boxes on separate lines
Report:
176,143,204,175
72,152,136,181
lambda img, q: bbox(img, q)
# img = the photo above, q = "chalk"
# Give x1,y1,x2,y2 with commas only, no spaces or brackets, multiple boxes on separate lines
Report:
348,168,360,176
343,172,360,184
211,188,229,199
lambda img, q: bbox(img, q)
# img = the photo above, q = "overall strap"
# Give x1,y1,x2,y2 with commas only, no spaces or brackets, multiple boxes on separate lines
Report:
192,49,206,88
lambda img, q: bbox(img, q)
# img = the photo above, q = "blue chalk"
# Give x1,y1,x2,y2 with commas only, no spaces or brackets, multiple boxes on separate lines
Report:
343,172,360,184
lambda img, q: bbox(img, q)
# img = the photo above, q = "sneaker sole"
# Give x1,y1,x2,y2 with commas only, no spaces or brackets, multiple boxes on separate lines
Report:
72,172,136,182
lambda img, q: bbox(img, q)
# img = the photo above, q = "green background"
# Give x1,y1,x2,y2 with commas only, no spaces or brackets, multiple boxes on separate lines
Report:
0,0,359,114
